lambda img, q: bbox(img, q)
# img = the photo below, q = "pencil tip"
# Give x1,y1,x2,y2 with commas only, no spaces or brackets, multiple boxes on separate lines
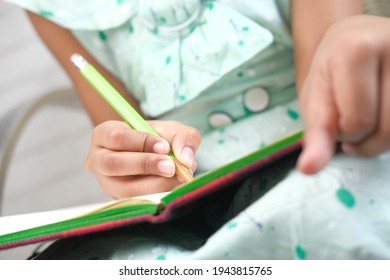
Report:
174,160,194,183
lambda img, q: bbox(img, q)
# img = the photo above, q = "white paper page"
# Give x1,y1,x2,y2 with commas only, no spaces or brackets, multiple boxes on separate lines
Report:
0,192,169,236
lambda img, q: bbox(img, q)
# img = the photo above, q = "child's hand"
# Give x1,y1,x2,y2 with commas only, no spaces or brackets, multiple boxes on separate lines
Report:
297,15,390,174
85,120,201,198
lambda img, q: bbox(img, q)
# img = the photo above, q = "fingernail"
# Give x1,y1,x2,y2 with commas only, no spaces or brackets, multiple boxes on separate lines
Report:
296,149,320,175
177,176,185,184
190,161,197,174
157,160,175,176
153,141,169,154
180,147,194,167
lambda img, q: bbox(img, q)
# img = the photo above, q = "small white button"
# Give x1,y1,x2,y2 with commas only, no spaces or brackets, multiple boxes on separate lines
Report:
208,112,234,128
244,87,270,112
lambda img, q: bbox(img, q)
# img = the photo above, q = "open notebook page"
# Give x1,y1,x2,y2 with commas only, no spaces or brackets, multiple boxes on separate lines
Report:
0,192,169,236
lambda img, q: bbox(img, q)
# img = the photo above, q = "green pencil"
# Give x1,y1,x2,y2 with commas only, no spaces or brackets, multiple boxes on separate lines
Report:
70,53,193,182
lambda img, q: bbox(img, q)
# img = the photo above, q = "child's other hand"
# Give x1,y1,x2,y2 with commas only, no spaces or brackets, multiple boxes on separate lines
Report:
297,15,390,174
85,120,201,198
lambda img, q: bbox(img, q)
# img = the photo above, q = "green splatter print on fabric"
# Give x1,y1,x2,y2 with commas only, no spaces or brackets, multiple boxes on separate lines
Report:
116,0,125,4
242,26,250,32
238,40,245,46
227,221,238,229
237,71,244,78
160,17,168,24
336,188,355,208
156,254,166,260
295,246,306,260
165,55,172,64
207,2,214,10
129,23,134,33
39,10,54,17
259,142,266,149
98,31,107,41
244,107,254,116
287,109,299,120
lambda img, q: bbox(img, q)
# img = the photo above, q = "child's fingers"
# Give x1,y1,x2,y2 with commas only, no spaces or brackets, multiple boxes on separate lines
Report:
298,28,380,174
297,71,339,174
149,120,202,168
93,120,170,154
342,55,390,156
298,128,337,174
93,149,175,177
331,38,379,144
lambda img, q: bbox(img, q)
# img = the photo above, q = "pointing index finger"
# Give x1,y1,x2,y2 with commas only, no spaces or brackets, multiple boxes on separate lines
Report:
297,72,339,174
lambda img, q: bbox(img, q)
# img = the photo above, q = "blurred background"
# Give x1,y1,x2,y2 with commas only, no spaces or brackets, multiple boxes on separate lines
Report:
0,1,108,259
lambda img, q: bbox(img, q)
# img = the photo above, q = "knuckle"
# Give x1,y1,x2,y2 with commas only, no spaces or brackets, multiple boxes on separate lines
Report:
140,133,155,152
108,129,126,147
100,152,121,174
140,155,165,175
350,41,375,61
94,121,114,139
140,156,154,175
327,33,375,71
186,126,201,140
342,115,376,135
337,32,375,61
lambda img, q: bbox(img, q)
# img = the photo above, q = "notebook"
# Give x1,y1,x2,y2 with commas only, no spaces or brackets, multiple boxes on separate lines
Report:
0,131,302,250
